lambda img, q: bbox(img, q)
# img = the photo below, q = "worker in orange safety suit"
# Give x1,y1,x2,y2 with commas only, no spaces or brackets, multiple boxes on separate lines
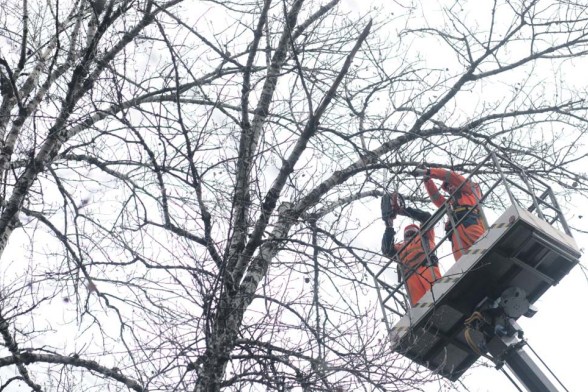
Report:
381,193,441,306
412,167,487,261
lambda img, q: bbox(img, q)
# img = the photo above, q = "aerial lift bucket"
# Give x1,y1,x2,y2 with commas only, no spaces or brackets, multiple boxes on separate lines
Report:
375,152,581,383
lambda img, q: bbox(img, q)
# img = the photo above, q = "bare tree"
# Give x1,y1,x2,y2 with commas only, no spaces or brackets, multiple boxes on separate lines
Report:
0,0,586,391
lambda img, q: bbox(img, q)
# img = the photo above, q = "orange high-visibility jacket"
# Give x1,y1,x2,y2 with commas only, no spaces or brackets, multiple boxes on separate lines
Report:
424,168,486,261
394,228,441,306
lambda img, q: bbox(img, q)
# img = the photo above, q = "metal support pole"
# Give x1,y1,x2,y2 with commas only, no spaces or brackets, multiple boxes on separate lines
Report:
420,231,439,302
472,182,490,229
487,337,561,392
397,265,414,307
374,277,394,338
491,152,518,206
519,169,546,221
546,186,573,236
446,205,467,259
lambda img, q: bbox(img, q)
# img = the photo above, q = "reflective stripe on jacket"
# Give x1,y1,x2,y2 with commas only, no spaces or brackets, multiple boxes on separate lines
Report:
394,230,435,269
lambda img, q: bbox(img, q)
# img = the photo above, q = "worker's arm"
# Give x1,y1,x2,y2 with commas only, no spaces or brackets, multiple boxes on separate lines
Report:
429,168,474,193
410,167,447,207
381,227,396,257
424,178,446,207
403,206,431,224
402,206,435,242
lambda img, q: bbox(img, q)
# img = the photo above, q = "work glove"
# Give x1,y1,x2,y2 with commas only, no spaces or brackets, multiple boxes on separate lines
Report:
394,192,406,216
381,192,406,224
410,166,430,181
381,194,395,224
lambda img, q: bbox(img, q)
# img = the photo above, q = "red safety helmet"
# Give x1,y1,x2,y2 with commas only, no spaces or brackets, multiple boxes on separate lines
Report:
404,224,420,240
